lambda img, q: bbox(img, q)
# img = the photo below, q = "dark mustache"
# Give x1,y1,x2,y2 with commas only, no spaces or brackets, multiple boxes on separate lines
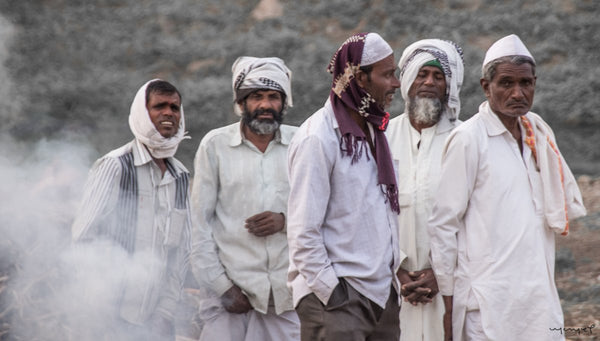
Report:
251,108,278,119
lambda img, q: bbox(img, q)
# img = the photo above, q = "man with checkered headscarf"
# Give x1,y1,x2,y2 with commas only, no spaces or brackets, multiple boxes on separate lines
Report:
287,32,403,341
190,57,299,341
386,38,464,341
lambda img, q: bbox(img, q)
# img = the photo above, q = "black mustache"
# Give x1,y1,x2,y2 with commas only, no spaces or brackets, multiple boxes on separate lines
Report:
251,108,278,118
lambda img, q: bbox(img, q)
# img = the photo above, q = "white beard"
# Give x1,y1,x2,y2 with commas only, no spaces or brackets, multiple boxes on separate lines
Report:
247,119,280,135
407,96,443,126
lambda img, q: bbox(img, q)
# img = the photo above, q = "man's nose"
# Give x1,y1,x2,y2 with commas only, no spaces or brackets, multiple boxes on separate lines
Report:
392,75,400,88
510,85,525,99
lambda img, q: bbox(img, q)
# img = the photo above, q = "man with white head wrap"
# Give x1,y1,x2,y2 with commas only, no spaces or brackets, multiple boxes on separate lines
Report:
72,79,192,340
386,38,464,341
190,56,299,341
428,34,586,340
287,32,402,341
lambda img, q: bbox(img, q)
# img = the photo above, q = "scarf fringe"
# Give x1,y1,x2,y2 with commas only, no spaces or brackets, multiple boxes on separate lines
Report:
340,134,370,164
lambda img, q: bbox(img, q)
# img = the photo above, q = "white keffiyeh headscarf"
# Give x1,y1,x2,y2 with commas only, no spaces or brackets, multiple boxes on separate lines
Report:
128,79,189,159
398,39,464,121
231,56,293,116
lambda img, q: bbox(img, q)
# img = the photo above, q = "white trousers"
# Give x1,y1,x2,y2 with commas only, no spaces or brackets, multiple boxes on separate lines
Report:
199,307,300,341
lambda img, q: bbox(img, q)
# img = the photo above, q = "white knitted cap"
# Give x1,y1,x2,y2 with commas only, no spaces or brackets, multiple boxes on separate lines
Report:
361,33,393,66
483,34,535,69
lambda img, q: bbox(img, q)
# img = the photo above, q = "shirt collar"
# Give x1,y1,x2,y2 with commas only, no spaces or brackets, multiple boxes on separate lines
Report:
133,139,188,176
228,120,287,147
479,101,511,137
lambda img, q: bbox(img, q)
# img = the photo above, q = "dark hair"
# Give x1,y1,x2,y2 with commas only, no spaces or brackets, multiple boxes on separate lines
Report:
482,55,536,81
145,80,181,104
359,64,374,81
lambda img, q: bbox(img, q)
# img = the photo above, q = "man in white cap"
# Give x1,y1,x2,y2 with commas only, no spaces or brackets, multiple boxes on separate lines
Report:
428,34,586,340
72,79,192,340
386,38,464,341
190,56,299,341
287,32,402,340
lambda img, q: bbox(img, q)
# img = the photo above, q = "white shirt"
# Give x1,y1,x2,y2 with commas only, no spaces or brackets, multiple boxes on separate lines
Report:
287,99,402,309
72,139,191,324
386,113,459,341
191,122,297,315
428,101,582,340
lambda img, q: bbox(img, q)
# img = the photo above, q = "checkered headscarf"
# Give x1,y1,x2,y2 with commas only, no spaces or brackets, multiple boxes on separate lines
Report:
231,56,293,116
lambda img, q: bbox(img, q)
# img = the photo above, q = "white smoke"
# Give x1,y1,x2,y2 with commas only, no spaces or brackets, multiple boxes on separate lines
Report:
0,136,175,340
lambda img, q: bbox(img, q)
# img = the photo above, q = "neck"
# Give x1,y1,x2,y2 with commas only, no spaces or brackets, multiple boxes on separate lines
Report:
495,112,523,152
242,123,275,153
144,144,168,176
346,106,368,135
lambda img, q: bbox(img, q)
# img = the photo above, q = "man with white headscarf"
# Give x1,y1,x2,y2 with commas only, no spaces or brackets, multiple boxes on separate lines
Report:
72,79,191,340
386,38,464,341
287,32,402,341
190,56,299,341
428,34,586,340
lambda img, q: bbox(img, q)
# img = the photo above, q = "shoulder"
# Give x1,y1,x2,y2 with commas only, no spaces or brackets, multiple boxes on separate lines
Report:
278,124,299,144
386,113,408,139
445,113,486,149
199,122,240,147
292,105,336,145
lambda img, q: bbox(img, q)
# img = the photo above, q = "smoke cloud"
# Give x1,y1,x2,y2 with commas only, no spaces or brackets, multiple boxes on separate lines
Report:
0,136,178,340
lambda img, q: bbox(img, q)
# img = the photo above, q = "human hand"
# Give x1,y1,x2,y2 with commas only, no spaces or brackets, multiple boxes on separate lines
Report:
221,285,252,314
397,268,439,305
245,211,285,237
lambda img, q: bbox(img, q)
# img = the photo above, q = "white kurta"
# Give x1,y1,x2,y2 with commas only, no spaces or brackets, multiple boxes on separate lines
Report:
386,113,459,341
429,101,586,340
190,122,297,316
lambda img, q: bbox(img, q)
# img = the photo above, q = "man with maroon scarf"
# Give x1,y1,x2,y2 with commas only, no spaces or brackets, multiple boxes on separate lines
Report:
287,33,404,341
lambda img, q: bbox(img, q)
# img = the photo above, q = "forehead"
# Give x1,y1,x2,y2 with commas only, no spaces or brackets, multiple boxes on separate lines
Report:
249,89,282,97
370,54,396,72
493,62,535,80
419,65,444,74
147,91,181,104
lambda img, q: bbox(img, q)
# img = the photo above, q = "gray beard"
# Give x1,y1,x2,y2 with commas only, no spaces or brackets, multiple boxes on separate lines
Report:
407,96,443,126
246,118,280,135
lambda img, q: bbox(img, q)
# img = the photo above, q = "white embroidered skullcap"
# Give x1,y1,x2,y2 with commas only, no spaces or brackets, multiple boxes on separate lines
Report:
361,33,393,66
231,56,292,116
483,34,535,70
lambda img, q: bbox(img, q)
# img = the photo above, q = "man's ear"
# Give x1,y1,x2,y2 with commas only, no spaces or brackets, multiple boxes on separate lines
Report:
480,78,490,99
355,69,368,89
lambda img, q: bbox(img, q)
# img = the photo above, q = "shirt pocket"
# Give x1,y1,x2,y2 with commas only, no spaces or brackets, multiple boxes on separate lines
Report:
166,208,187,247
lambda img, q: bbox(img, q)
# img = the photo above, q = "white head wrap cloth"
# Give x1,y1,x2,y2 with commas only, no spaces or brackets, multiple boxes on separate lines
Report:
398,39,464,121
231,56,293,116
482,34,535,72
128,79,189,159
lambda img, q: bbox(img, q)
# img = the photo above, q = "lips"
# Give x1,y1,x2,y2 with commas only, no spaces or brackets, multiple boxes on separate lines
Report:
160,121,174,127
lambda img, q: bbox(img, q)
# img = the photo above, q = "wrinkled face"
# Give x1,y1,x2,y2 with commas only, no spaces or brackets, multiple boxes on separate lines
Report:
358,54,401,110
240,89,284,135
481,62,536,119
408,65,447,102
147,91,181,138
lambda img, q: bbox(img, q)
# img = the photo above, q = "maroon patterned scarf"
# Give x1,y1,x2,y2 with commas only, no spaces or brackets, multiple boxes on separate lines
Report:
327,33,399,213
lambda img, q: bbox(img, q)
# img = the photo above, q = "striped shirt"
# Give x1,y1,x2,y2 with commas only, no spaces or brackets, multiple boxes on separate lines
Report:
72,139,191,324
